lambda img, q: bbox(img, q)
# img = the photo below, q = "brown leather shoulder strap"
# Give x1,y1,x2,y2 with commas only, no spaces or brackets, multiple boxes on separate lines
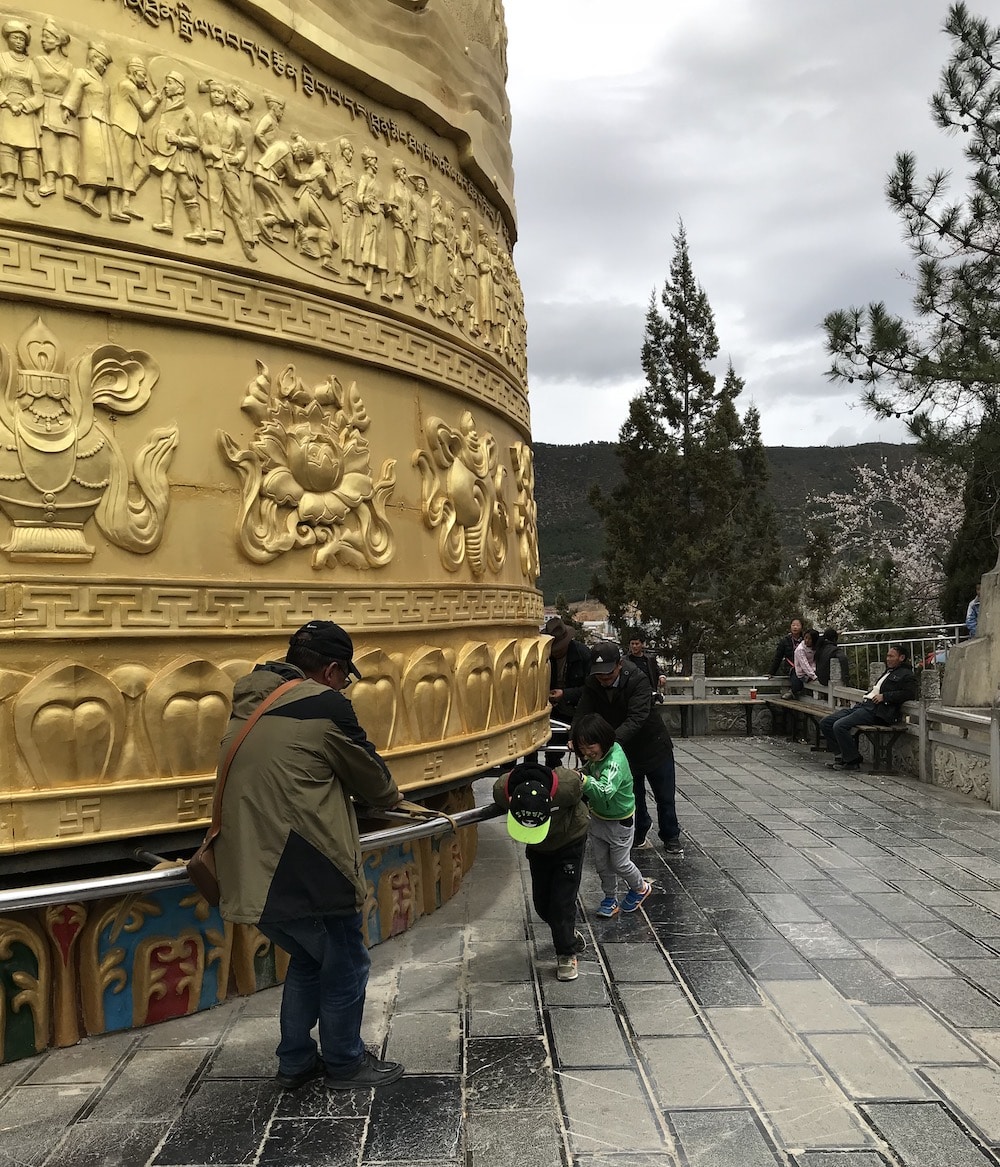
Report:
207,677,304,840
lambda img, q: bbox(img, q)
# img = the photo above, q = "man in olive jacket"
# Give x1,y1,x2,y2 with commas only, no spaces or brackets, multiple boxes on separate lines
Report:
571,642,681,852
216,620,404,1092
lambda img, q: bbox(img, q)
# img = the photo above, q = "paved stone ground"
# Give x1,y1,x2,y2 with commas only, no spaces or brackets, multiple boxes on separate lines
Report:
5,735,1000,1166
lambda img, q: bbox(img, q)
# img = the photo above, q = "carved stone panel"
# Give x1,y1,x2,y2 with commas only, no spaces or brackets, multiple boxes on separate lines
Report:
219,360,396,570
413,410,508,577
0,317,176,562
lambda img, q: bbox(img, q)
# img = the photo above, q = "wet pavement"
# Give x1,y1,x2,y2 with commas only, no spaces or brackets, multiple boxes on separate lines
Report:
4,734,1000,1166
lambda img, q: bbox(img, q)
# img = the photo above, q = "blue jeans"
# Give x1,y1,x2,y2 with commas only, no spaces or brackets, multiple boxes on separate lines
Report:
820,704,878,764
259,913,370,1077
632,753,679,844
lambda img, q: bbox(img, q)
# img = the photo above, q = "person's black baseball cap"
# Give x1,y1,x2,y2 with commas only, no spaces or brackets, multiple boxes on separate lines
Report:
507,779,552,844
589,641,621,675
289,621,361,677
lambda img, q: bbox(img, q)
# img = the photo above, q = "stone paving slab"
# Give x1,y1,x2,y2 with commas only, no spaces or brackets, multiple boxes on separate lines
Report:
6,738,1000,1164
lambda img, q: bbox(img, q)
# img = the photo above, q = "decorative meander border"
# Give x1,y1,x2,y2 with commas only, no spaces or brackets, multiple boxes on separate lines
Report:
0,580,544,635
0,229,529,431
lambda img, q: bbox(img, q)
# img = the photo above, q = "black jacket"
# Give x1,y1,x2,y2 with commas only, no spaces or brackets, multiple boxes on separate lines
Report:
864,664,917,724
769,632,800,676
626,651,662,701
549,639,592,722
571,661,673,772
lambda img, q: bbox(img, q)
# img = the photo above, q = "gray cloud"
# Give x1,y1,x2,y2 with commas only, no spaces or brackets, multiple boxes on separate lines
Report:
504,0,969,446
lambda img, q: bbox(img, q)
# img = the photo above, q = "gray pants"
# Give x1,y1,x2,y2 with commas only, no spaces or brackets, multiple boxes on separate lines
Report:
590,817,643,898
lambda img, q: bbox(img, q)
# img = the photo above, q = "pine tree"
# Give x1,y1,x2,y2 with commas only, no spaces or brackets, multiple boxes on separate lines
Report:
592,227,784,671
824,3,1000,447
940,407,1000,619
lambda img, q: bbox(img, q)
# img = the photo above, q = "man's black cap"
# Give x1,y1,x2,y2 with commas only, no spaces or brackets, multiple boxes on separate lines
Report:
589,641,622,675
289,620,361,677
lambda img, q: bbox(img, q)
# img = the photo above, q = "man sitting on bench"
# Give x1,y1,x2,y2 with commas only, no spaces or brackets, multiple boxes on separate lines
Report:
821,644,917,772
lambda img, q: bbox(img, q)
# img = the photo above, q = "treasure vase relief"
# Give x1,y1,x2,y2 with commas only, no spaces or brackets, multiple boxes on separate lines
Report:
219,360,396,570
413,410,508,576
0,317,176,562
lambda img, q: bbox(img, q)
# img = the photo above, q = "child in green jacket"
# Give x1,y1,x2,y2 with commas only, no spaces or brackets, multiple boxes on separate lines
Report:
574,713,653,918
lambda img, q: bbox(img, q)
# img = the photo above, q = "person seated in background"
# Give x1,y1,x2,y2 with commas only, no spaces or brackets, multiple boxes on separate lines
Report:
820,643,917,772
966,584,981,637
816,628,852,688
545,616,591,766
626,628,665,703
768,616,803,682
788,628,819,696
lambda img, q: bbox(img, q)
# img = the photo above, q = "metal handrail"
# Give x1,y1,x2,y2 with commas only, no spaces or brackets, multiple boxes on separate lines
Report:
0,802,505,914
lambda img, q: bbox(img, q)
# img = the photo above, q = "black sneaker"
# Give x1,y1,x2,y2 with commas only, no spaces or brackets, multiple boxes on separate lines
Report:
275,1059,324,1090
661,835,684,854
572,930,587,954
325,1050,405,1090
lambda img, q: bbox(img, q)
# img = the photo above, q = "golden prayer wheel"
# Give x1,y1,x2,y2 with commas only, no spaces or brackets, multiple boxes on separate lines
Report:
0,0,543,1061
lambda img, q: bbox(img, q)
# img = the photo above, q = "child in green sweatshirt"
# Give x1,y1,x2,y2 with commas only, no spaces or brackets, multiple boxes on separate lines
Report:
574,713,653,918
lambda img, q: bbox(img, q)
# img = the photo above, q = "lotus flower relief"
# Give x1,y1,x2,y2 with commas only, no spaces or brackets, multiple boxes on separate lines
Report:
219,362,396,569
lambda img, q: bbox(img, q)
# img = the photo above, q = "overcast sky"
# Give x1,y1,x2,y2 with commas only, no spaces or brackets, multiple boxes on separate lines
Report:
502,0,969,448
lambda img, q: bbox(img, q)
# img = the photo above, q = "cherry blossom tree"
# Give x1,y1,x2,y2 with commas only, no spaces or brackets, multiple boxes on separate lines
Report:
807,458,965,627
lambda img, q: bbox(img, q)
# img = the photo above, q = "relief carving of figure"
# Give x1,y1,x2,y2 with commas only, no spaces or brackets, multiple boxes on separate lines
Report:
332,138,362,283
385,158,414,299
0,19,44,207
219,361,396,570
0,317,177,561
413,410,508,576
475,226,497,344
148,70,205,243
287,135,337,272
34,20,79,203
228,84,256,237
357,147,390,300
429,191,451,317
198,77,255,261
408,172,432,309
252,92,283,155
108,56,161,222
457,210,478,332
60,40,116,218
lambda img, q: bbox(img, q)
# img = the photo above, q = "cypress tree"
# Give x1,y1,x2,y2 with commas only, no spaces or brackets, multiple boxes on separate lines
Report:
592,227,784,671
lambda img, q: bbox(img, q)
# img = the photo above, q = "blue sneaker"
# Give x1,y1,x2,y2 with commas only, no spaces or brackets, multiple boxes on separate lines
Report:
596,896,619,918
621,880,653,913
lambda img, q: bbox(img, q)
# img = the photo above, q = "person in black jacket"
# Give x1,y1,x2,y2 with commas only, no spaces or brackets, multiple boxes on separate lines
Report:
815,628,851,688
545,616,591,765
768,617,804,679
570,641,681,853
820,644,917,771
626,629,665,703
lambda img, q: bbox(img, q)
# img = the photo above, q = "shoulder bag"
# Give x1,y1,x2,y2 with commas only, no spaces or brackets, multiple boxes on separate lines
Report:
187,678,303,905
